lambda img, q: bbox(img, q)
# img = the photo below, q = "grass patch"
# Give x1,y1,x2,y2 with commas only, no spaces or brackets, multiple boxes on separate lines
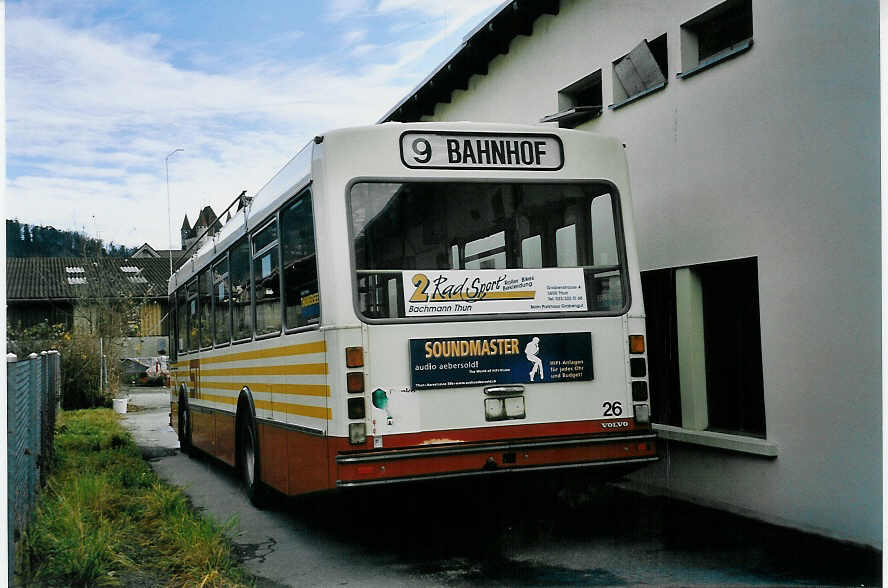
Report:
21,409,252,587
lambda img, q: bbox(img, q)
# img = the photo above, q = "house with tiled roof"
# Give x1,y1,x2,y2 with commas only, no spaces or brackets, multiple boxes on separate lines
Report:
131,242,188,271
7,257,171,341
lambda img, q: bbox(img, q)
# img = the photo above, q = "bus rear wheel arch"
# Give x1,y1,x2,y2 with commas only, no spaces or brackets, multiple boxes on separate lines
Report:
236,390,267,508
177,386,193,456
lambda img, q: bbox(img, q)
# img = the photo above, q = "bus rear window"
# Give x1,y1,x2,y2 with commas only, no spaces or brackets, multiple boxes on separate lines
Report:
349,182,628,320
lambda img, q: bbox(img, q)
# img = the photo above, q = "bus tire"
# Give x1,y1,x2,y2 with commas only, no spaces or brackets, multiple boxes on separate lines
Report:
238,408,267,508
178,389,194,457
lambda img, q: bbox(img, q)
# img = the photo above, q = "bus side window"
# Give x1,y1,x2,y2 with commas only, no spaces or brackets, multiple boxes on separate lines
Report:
590,194,619,267
521,235,543,268
213,257,231,345
252,219,281,336
198,269,213,348
281,192,319,329
186,279,199,352
177,288,188,354
230,236,253,340
169,293,177,361
555,224,578,267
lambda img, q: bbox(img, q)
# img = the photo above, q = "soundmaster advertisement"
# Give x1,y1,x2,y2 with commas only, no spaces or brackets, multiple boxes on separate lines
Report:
410,332,594,390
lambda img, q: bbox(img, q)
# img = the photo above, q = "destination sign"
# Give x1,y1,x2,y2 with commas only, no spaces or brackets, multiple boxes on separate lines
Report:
400,132,564,171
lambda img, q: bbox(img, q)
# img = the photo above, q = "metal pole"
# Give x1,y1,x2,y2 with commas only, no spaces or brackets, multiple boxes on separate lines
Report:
165,148,184,276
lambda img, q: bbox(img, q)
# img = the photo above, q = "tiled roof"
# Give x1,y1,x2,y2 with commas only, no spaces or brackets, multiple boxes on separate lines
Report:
7,257,171,301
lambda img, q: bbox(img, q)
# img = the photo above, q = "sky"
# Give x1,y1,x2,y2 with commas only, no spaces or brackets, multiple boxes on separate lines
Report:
5,0,503,250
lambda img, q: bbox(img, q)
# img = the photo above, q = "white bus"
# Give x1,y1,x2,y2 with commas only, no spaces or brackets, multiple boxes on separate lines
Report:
169,122,656,503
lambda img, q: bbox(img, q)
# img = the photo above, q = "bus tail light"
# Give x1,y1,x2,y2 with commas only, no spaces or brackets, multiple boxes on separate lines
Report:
347,372,364,393
634,404,650,424
632,381,648,401
348,397,365,419
629,335,645,354
346,346,364,367
349,423,367,445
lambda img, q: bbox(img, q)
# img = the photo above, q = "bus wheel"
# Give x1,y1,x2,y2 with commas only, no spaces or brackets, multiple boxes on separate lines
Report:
178,393,193,457
239,411,266,508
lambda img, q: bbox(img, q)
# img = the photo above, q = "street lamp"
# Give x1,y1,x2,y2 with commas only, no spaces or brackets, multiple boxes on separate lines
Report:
165,148,184,276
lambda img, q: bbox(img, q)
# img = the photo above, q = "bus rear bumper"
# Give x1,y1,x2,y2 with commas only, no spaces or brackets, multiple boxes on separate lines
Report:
335,433,657,488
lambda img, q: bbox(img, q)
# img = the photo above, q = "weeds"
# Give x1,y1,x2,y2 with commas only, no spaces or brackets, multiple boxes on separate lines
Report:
22,409,251,587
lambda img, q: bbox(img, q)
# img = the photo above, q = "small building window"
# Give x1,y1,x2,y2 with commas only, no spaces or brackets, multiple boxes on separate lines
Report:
679,0,753,79
610,34,667,110
540,70,602,128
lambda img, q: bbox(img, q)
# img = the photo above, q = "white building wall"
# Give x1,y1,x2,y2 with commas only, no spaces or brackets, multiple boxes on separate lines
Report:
424,0,880,547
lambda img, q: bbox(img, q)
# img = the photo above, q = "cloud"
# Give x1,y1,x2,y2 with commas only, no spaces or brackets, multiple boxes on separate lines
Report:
351,43,379,58
342,29,367,46
376,0,502,23
6,4,502,248
325,0,371,22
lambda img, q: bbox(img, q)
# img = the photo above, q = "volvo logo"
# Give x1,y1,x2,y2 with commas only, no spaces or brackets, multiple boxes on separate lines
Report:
602,421,629,429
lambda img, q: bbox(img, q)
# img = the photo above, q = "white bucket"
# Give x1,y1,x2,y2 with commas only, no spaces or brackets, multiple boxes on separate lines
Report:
113,397,129,414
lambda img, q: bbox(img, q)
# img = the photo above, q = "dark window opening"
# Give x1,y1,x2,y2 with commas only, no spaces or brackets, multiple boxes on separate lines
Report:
540,70,602,128
641,268,681,427
680,0,752,75
699,257,765,437
641,257,765,437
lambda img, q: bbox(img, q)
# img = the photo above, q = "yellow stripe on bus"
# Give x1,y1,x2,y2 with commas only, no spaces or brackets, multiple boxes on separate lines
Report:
253,399,331,420
170,340,325,369
192,394,330,421
197,341,326,365
200,380,330,397
199,364,328,377
197,393,238,406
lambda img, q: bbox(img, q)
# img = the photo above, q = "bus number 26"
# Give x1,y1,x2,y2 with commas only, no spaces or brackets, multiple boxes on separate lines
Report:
602,401,623,416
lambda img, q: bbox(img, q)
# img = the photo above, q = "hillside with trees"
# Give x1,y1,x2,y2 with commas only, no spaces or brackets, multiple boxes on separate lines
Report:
6,219,136,258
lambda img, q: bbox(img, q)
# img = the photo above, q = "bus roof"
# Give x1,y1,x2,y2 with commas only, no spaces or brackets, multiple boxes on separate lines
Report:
168,122,623,294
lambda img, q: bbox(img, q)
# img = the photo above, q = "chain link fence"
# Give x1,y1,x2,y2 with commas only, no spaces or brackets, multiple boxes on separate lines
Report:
7,350,61,586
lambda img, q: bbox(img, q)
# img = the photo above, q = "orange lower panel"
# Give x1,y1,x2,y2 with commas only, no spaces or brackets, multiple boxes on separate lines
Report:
335,437,657,485
259,424,289,494
254,423,331,495
215,413,236,466
192,410,215,454
288,431,329,495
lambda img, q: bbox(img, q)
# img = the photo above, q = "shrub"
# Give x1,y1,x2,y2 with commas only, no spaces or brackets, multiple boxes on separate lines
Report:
8,322,111,409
